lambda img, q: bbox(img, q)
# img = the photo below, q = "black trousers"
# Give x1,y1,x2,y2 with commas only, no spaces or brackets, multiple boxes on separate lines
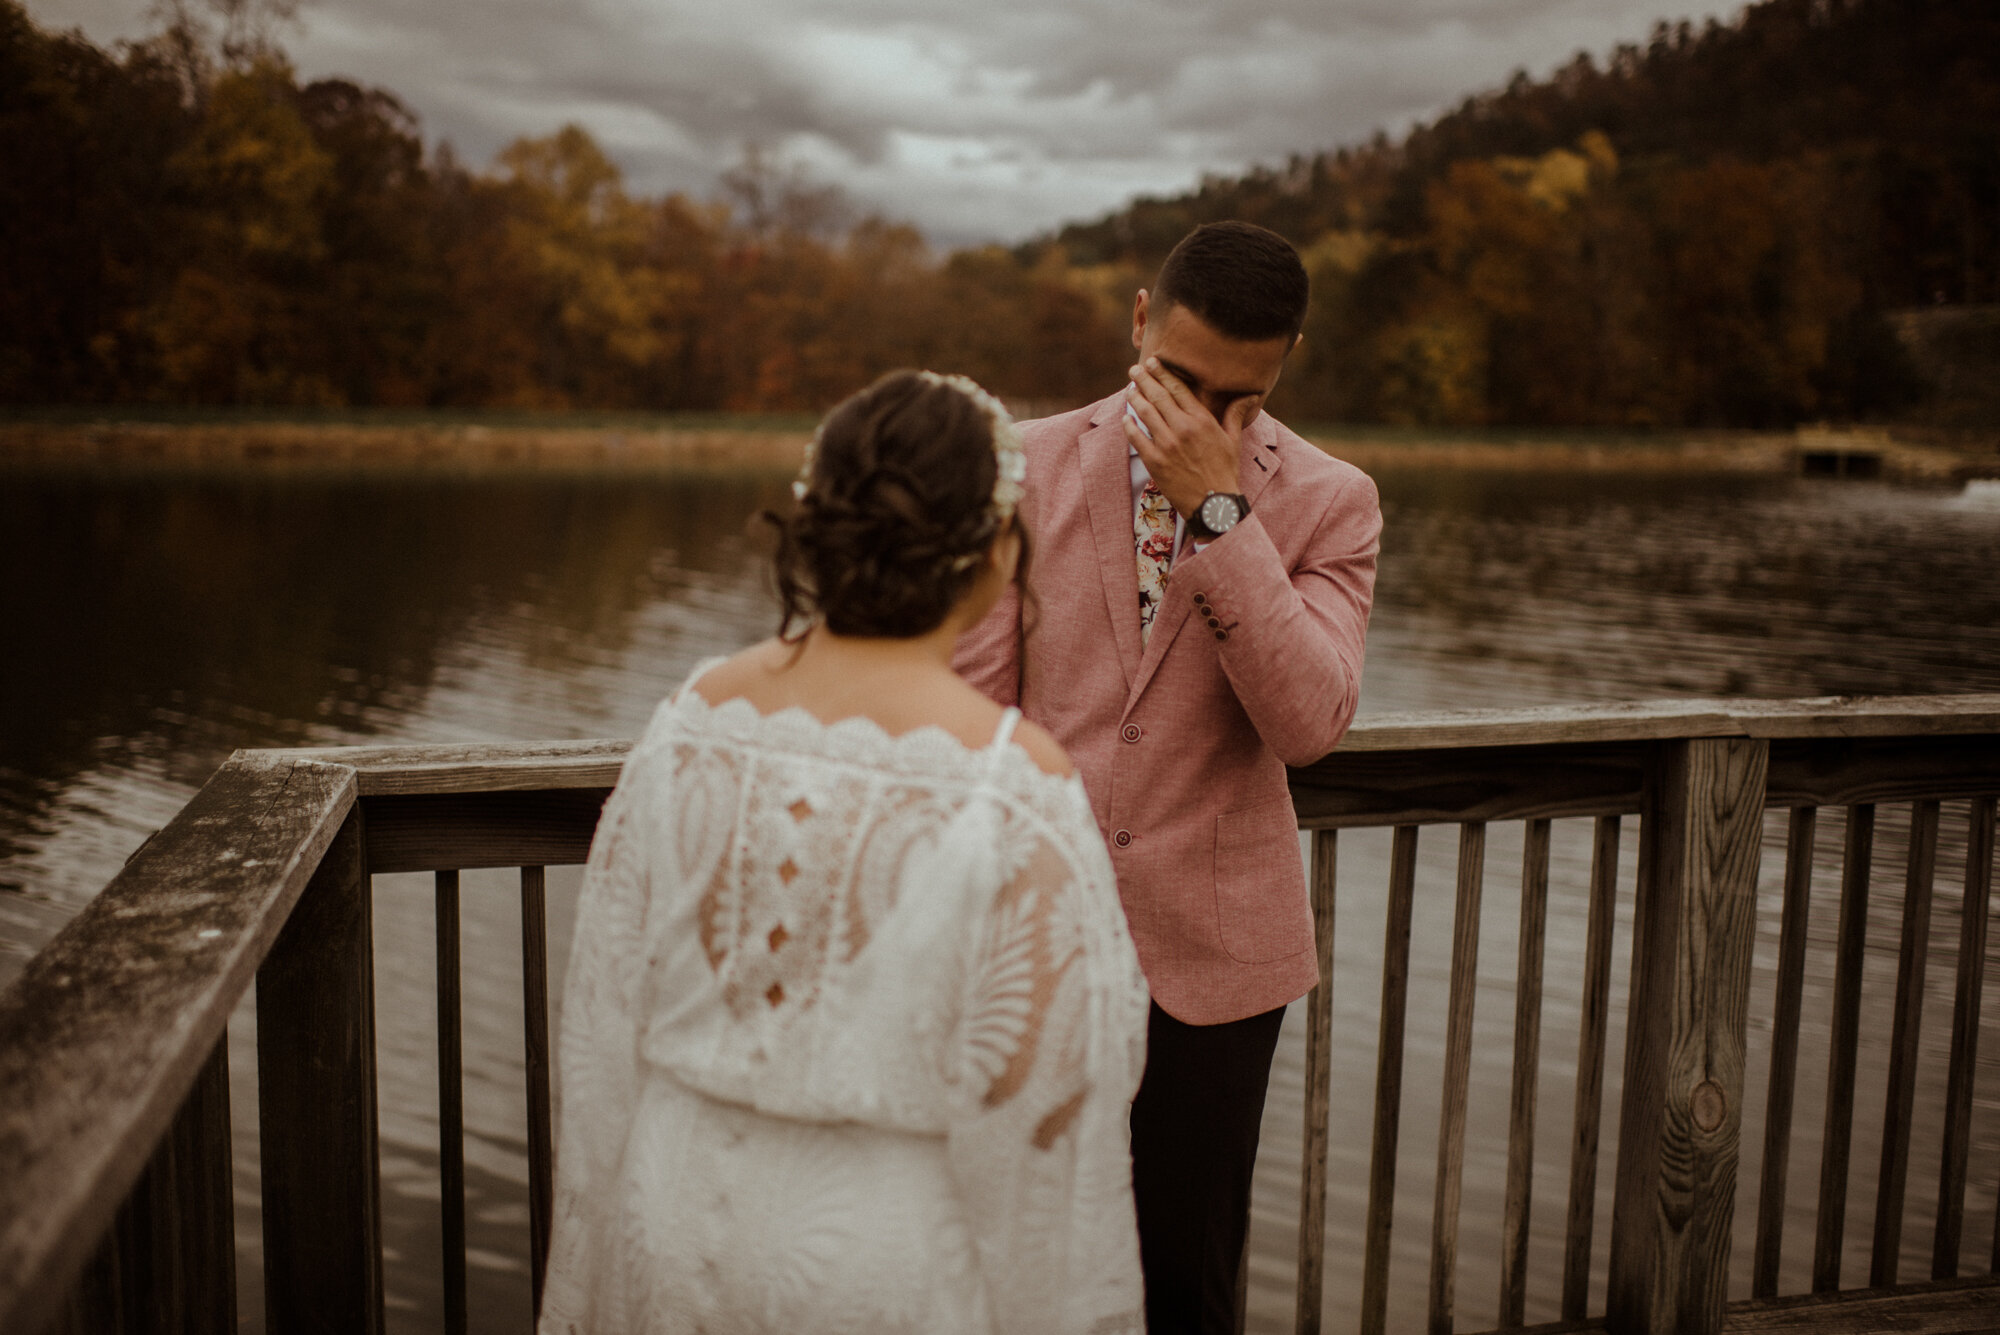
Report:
1128,999,1288,1335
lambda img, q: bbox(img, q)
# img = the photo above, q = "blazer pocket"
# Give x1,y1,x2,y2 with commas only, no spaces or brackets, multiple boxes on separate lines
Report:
1213,796,1313,964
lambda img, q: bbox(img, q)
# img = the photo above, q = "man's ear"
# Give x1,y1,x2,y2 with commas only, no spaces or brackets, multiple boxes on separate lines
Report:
1131,289,1150,352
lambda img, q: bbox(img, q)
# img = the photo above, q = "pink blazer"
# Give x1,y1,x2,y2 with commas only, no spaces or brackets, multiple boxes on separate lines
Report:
955,392,1381,1025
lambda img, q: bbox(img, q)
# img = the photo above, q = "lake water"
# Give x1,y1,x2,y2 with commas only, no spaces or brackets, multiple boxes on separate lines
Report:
4,456,2000,1331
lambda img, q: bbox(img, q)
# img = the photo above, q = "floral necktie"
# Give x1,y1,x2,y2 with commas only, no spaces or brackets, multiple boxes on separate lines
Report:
1135,479,1176,643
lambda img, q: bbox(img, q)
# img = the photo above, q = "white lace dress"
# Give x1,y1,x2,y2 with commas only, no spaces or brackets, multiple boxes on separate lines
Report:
537,667,1151,1335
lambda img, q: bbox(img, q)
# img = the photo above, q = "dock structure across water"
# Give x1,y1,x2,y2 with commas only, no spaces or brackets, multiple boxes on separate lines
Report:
2,696,1998,1334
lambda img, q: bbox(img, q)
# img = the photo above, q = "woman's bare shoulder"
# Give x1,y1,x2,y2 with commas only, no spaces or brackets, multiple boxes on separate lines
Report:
1010,717,1073,778
687,640,791,704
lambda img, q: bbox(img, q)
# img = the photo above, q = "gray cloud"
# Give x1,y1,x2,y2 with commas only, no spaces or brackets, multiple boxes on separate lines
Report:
29,0,1738,244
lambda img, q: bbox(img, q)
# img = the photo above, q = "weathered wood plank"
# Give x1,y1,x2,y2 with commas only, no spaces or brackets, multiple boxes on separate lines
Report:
522,866,555,1318
362,789,612,873
1360,826,1420,1335
0,754,354,1335
1561,815,1622,1322
438,870,468,1335
257,805,384,1335
1429,822,1487,1335
1606,738,1769,1335
1813,805,1875,1294
1295,832,1337,1335
1461,1275,2000,1335
1753,807,1817,1299
255,738,632,796
1722,1274,2000,1332
1289,742,1648,829
1500,819,1552,1328
1766,735,2000,810
1331,695,2000,754
1934,796,1995,1280
1871,800,1939,1286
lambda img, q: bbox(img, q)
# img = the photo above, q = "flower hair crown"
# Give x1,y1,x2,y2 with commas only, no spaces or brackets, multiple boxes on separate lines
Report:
792,372,1028,552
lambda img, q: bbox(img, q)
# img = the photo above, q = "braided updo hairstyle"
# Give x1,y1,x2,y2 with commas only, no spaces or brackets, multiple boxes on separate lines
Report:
765,370,1030,640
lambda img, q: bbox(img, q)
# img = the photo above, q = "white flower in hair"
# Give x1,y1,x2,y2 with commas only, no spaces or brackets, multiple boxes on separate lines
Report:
914,371,1026,521
794,371,1026,523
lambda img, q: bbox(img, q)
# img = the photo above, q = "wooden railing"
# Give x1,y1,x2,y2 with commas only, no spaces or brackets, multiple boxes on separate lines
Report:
1,697,1997,1335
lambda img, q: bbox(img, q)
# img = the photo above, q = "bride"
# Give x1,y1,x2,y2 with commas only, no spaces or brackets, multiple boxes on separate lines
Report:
537,370,1150,1335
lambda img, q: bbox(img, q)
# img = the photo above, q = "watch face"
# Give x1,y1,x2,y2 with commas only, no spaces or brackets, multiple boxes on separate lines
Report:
1201,493,1242,534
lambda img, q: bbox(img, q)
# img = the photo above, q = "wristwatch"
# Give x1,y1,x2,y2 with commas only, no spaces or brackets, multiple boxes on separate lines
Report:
1190,491,1249,540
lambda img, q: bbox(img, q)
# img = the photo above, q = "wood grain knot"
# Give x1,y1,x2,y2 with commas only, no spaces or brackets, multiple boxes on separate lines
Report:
1691,1079,1727,1132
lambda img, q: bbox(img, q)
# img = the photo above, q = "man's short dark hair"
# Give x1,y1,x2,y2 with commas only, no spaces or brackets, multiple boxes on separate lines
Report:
1153,221,1309,343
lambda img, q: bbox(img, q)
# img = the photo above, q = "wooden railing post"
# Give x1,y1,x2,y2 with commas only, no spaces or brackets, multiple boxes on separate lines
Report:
1606,737,1769,1335
55,1038,235,1335
256,808,384,1334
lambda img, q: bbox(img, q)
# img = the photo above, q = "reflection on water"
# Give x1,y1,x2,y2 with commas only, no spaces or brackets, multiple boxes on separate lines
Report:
3,460,1999,1331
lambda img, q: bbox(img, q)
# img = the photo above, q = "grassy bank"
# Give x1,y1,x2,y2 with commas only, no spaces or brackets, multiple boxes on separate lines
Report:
0,418,814,474
3,415,1994,482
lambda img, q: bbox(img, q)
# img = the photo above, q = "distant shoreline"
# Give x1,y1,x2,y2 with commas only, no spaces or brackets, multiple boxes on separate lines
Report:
0,420,814,473
2,419,1994,482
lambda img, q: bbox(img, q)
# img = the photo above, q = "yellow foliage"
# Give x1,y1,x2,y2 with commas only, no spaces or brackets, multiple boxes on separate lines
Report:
170,59,332,260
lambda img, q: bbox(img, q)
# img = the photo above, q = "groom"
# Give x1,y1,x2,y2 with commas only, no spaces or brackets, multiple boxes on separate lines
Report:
955,220,1380,1334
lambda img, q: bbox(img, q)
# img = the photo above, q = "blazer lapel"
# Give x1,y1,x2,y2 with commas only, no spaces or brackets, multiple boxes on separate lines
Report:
1239,409,1284,508
1125,414,1287,706
1077,401,1143,692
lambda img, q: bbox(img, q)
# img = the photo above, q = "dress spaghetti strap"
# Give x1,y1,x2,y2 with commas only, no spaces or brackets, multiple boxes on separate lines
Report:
985,706,1022,768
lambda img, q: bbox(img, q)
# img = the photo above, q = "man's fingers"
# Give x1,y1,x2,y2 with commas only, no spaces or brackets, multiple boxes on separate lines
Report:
1121,406,1160,461
1128,363,1180,422
1144,358,1202,418
1124,378,1172,440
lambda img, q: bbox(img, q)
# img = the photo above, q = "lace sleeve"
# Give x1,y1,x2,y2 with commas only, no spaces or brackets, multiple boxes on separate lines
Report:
537,765,650,1332
943,802,1150,1335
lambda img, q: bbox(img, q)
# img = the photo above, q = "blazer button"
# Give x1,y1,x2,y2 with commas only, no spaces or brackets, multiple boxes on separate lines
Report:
1214,629,1229,641
1206,616,1221,629
1121,723,1142,743
1193,592,1208,605
1113,829,1132,847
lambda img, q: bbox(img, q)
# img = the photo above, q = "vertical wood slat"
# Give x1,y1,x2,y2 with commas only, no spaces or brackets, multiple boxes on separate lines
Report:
147,1037,235,1334
1813,804,1875,1294
522,866,556,1317
1606,738,1769,1335
1561,815,1621,1322
1934,796,1995,1279
1428,822,1487,1335
1498,819,1551,1328
1359,826,1421,1335
1753,807,1818,1299
57,1038,237,1335
1871,800,1940,1286
437,869,468,1335
1294,831,1338,1335
258,807,384,1334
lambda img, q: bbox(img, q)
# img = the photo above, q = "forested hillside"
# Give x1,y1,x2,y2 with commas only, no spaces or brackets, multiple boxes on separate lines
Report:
3,0,1993,424
1042,0,1998,426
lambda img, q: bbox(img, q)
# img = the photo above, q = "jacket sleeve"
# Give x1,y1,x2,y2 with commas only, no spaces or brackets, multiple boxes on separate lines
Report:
942,801,1149,1334
1175,467,1381,766
952,579,1024,707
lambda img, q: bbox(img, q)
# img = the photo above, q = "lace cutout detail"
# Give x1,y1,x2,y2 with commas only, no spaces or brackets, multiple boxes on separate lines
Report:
539,682,1150,1335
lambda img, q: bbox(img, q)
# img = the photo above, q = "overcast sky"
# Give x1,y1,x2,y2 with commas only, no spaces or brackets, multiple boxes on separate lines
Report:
31,0,1739,245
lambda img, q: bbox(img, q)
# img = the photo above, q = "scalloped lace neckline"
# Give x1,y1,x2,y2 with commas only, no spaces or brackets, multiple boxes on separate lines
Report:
675,688,1062,788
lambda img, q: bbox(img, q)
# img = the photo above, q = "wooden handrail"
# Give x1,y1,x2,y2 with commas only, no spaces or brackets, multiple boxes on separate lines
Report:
0,755,355,1335
1,696,1996,1335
